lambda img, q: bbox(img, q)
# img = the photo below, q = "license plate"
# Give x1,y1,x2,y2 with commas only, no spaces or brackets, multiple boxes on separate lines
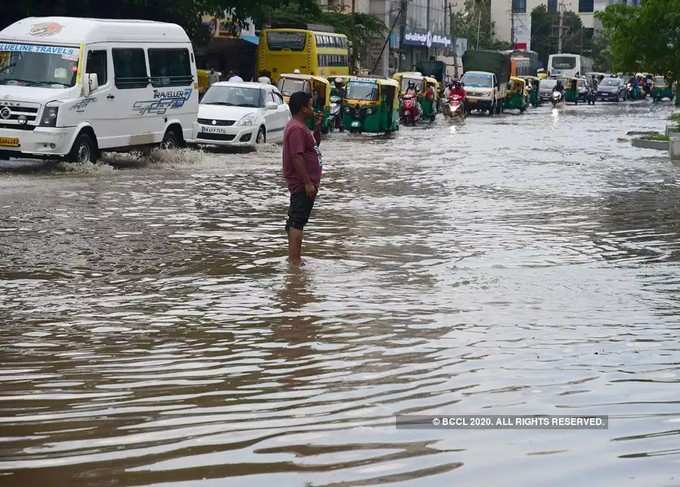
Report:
0,137,19,147
351,121,359,128
200,127,225,134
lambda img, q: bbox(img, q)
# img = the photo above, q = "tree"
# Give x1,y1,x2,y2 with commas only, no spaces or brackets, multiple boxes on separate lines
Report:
452,0,510,51
530,5,588,68
597,0,680,88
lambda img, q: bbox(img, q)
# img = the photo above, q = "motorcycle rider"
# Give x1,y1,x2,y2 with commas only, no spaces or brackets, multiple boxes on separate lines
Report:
448,80,466,101
333,79,346,99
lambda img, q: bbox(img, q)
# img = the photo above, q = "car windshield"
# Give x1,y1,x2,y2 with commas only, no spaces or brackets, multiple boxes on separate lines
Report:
600,79,619,86
278,78,309,97
540,80,557,90
461,73,493,88
0,42,79,88
551,56,576,69
346,81,378,101
201,86,264,108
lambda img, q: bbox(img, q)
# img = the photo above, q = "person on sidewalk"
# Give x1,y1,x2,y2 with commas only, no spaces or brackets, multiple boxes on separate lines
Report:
282,92,323,265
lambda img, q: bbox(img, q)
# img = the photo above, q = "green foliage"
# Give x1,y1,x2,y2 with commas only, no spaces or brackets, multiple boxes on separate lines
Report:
452,0,511,50
530,5,590,68
597,0,680,84
641,133,670,141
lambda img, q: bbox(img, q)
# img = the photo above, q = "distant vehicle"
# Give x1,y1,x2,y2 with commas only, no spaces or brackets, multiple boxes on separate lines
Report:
462,50,511,115
596,77,626,102
577,77,589,101
539,79,557,101
190,82,290,147
0,16,198,163
257,28,349,84
548,54,593,78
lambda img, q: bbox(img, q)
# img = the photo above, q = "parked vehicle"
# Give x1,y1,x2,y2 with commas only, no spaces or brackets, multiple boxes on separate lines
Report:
597,78,626,102
342,77,399,133
0,17,198,162
503,77,528,113
652,76,673,102
462,50,511,115
190,82,290,147
278,73,332,133
539,79,557,102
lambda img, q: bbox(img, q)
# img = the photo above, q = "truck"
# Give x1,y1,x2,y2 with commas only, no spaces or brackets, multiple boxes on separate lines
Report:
461,50,511,115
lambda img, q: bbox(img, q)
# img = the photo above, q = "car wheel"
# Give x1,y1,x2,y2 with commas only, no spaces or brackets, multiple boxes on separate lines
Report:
68,132,97,163
161,128,181,149
256,126,266,144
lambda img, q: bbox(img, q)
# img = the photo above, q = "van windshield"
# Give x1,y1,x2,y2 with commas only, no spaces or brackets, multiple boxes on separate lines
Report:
0,42,80,88
461,72,493,88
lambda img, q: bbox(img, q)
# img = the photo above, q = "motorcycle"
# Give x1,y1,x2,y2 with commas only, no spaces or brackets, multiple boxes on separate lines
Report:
443,93,466,118
551,90,563,107
328,95,343,132
400,95,421,125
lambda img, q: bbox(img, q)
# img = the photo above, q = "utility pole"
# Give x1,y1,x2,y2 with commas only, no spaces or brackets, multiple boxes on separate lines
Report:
426,0,431,58
557,1,564,53
399,0,408,70
476,9,481,50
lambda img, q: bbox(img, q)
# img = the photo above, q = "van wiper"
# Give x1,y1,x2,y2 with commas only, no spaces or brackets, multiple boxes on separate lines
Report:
0,78,39,85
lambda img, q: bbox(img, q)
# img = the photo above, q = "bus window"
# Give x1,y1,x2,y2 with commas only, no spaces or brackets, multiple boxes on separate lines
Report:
267,31,306,51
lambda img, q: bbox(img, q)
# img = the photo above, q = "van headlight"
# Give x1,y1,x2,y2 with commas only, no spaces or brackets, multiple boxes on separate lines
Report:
40,105,59,127
236,113,256,126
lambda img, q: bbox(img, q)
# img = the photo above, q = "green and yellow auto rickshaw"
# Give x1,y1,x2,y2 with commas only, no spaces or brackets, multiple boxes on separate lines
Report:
392,71,425,97
563,77,579,104
420,76,439,121
278,73,332,132
503,77,529,113
521,75,541,107
652,76,674,102
342,78,400,133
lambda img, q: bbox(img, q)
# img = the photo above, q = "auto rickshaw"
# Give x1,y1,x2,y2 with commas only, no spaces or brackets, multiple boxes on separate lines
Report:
563,77,579,104
392,72,425,96
342,77,400,133
652,76,674,102
278,73,332,132
503,77,529,113
420,76,439,121
521,75,541,107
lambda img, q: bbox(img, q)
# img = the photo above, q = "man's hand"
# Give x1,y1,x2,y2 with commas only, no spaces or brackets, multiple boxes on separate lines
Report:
314,112,324,128
305,182,317,199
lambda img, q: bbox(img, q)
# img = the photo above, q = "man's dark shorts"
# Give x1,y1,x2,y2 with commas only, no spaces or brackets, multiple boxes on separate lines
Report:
286,192,316,231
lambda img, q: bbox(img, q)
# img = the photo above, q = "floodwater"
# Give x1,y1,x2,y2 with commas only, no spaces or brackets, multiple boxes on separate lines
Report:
1,102,679,487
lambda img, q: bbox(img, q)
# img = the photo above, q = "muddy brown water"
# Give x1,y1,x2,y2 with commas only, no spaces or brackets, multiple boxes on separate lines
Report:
1,102,679,486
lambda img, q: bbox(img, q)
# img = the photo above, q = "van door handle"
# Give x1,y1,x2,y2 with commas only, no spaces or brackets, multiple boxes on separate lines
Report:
107,95,115,100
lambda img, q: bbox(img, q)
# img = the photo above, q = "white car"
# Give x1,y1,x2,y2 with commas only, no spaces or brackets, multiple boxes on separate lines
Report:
190,82,290,147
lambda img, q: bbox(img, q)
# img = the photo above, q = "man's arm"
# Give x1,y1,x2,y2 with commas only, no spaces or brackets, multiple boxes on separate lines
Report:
292,154,317,198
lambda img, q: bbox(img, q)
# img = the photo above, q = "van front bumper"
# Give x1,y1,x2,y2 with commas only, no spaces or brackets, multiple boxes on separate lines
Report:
0,127,74,157
188,123,258,147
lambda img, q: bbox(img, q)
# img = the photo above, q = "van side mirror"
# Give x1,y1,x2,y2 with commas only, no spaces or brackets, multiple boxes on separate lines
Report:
266,101,277,110
86,73,99,94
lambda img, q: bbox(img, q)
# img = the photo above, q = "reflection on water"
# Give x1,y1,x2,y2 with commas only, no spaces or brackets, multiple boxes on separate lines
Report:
1,102,680,486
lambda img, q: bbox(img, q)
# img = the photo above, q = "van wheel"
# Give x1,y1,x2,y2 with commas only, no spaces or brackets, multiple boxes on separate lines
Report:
68,132,97,163
161,128,181,149
256,126,266,144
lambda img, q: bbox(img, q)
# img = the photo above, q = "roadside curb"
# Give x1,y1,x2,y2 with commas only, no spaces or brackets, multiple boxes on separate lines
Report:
631,138,669,151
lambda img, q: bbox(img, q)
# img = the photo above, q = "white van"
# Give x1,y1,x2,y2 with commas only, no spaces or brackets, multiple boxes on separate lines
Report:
0,17,198,162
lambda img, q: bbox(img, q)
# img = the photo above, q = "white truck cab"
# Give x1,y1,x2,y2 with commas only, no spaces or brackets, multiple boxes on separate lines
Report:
0,17,198,162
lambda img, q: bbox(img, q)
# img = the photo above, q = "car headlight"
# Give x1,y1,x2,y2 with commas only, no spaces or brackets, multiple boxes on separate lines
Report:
236,113,256,126
40,105,59,127
366,107,373,115
344,106,351,112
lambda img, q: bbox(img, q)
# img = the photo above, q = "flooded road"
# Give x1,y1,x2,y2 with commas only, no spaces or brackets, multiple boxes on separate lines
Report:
1,102,679,486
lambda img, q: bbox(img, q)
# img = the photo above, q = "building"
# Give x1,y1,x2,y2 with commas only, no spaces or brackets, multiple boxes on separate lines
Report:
490,0,635,50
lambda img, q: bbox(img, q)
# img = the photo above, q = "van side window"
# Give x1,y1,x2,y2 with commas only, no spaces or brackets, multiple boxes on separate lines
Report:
112,48,148,89
148,49,192,87
86,50,108,87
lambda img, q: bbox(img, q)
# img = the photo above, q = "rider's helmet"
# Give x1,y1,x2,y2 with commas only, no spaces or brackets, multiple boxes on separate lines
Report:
453,80,461,89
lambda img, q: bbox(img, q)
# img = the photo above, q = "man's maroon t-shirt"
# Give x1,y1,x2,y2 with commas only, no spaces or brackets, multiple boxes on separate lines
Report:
282,118,322,194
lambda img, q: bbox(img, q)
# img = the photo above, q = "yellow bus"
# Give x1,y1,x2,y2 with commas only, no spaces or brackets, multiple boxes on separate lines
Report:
257,28,350,84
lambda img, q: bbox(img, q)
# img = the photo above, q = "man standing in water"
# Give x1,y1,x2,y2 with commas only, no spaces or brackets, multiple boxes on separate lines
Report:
283,92,322,265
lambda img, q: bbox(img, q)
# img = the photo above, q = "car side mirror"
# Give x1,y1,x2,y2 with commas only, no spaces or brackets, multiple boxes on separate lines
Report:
266,102,277,110
86,73,98,95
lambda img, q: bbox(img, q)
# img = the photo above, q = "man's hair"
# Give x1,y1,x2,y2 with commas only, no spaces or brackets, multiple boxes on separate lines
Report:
289,91,311,115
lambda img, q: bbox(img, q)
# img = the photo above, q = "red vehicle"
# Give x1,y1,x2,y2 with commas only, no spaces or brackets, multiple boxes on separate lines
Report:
400,95,421,125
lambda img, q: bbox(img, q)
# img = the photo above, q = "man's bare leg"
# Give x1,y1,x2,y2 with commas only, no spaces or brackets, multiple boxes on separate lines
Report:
288,228,303,264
